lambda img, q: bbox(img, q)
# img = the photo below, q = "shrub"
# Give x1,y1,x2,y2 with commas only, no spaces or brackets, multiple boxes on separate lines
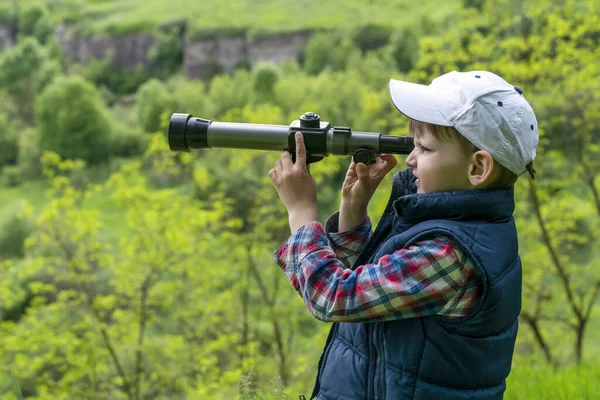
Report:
252,62,280,100
351,24,394,52
83,57,148,95
19,4,54,44
208,70,253,117
166,74,212,117
0,209,34,259
136,78,176,133
302,32,361,75
2,165,24,187
0,37,60,122
388,28,419,73
0,113,19,167
303,32,334,75
16,127,43,179
36,75,112,165
148,25,184,80
110,126,149,158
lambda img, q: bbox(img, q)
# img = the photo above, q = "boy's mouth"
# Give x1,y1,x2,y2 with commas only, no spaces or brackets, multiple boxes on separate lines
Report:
413,174,420,185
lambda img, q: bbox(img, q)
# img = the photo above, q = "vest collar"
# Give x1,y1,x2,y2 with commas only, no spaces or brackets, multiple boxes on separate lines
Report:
391,173,515,224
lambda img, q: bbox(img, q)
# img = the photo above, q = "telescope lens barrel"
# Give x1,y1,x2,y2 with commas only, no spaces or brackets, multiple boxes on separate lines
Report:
168,113,211,151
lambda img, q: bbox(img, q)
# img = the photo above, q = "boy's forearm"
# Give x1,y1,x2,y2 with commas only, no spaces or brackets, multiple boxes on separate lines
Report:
288,208,319,235
339,201,368,232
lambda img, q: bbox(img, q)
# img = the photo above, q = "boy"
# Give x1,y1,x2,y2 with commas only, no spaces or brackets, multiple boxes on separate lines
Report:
268,71,538,400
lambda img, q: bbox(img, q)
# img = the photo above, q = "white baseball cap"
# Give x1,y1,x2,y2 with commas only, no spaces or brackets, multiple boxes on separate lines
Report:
389,70,538,177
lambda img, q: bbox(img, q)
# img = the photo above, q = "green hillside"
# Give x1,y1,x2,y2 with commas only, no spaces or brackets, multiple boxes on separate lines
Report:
3,0,460,35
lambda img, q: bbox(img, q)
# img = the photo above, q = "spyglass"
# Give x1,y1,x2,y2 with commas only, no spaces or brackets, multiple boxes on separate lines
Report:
168,111,415,165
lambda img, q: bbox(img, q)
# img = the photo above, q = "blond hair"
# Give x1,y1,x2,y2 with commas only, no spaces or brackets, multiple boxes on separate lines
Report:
408,119,518,188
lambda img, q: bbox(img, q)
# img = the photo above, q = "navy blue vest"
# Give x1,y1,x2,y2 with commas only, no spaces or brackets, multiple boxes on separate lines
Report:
310,168,521,400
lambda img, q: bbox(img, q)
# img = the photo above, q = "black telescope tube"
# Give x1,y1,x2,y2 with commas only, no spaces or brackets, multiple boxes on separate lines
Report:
168,113,415,156
379,135,415,154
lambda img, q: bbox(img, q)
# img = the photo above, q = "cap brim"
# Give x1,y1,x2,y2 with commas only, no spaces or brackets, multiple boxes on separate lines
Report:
389,79,452,126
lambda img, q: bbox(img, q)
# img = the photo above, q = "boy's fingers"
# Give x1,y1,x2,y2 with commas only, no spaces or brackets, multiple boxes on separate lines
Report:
295,132,307,170
380,154,398,171
281,150,293,169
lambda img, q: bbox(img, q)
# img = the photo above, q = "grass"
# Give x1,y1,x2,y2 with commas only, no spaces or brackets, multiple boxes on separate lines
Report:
0,179,49,225
506,361,600,400
9,0,460,35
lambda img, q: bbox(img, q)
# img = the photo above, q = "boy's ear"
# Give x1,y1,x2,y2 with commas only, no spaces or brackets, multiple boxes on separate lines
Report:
468,150,495,188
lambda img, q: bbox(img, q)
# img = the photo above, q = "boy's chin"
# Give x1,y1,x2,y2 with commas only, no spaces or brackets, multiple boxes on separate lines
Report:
415,179,424,193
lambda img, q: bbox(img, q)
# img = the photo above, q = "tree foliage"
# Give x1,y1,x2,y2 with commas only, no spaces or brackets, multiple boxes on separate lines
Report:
136,78,176,133
1,0,599,398
36,75,113,165
0,37,59,123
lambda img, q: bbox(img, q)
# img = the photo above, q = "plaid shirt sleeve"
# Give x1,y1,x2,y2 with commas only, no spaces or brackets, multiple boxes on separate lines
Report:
273,220,482,323
322,211,373,269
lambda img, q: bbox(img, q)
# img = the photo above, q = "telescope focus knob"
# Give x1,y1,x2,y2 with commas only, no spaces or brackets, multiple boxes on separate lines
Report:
300,111,320,128
353,148,377,166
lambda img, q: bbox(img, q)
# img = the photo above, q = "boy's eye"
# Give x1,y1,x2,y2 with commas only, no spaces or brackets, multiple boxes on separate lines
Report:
418,145,430,152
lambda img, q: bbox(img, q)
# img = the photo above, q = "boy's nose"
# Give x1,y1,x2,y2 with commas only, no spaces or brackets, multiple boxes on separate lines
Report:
405,150,416,168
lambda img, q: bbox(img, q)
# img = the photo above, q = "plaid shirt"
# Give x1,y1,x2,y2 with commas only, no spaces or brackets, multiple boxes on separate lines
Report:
273,211,482,323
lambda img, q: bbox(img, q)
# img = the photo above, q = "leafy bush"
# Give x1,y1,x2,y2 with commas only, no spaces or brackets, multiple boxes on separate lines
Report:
302,32,361,75
19,4,54,44
16,127,42,179
351,24,393,52
0,113,19,168
136,78,176,133
388,28,419,73
0,208,34,259
36,75,112,165
110,126,149,157
302,32,334,75
2,165,24,187
208,70,253,117
166,74,212,116
0,37,60,122
252,62,280,101
83,57,148,95
148,24,184,80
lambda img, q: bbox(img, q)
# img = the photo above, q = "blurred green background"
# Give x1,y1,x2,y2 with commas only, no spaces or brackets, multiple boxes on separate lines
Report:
0,0,599,398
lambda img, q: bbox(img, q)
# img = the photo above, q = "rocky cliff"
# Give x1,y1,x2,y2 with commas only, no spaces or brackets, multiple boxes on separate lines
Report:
44,25,312,78
0,23,14,49
184,30,312,78
54,26,156,69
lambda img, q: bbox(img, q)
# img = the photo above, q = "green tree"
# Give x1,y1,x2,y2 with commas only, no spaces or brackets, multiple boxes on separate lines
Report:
36,75,112,165
388,28,419,73
412,0,600,366
136,78,175,133
0,143,332,398
0,113,19,168
0,37,59,123
252,62,280,102
147,25,184,80
19,4,54,44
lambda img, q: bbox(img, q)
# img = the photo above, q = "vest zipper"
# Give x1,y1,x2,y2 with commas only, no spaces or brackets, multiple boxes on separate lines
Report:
313,322,339,399
372,323,380,400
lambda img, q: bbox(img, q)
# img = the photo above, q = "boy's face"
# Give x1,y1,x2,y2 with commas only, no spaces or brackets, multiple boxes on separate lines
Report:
405,128,473,194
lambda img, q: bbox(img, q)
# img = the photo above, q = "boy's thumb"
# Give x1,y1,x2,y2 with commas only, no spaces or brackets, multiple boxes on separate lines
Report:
356,163,367,179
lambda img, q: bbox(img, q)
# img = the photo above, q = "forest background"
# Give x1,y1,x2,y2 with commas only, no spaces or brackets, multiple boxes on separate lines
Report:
0,0,599,399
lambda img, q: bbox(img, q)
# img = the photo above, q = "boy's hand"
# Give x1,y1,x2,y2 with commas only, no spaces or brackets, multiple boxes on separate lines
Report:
342,154,398,210
269,132,318,218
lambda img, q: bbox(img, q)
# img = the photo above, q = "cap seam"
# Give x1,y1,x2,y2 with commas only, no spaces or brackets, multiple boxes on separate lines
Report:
444,86,515,123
